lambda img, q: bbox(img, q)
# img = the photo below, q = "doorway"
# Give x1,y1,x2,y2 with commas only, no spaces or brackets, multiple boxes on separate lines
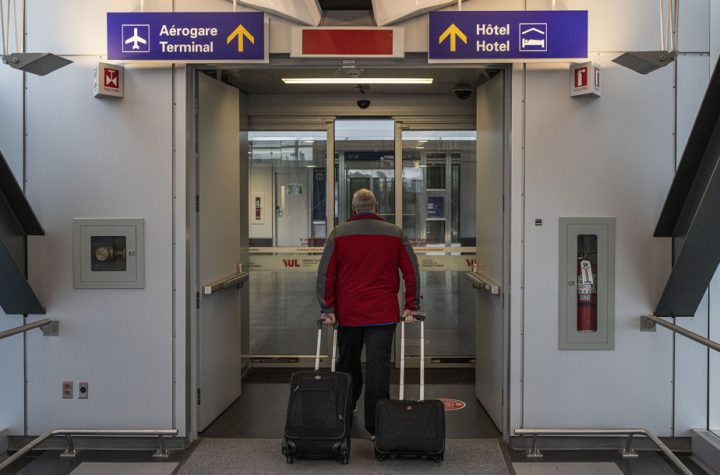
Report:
189,64,510,440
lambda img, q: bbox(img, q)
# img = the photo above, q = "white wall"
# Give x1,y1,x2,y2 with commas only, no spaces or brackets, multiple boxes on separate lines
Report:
24,57,176,431
505,1,715,437
520,57,675,432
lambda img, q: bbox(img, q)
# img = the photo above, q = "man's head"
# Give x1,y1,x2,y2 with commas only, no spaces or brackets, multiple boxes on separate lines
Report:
351,188,378,215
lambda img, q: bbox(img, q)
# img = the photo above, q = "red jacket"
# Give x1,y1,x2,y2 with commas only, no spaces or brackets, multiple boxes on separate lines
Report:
316,213,421,326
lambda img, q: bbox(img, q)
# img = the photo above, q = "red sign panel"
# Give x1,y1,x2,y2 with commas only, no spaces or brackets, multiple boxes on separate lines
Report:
574,66,588,88
292,28,403,58
303,29,393,55
104,68,120,89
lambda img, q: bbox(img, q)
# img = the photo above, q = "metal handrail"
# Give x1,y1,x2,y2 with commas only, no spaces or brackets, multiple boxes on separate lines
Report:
465,271,501,295
642,314,720,352
0,429,178,471
0,319,54,340
514,428,692,475
203,271,249,295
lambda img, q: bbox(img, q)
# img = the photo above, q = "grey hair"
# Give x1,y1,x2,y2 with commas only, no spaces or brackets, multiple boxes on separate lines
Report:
351,188,377,213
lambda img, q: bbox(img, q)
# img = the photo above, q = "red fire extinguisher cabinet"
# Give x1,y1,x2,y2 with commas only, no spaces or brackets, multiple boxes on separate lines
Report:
559,217,616,350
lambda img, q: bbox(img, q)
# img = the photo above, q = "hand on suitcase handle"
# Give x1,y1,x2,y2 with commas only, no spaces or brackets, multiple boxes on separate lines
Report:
401,309,426,323
318,313,337,327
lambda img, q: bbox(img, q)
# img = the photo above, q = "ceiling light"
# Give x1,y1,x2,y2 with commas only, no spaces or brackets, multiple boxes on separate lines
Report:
282,77,433,85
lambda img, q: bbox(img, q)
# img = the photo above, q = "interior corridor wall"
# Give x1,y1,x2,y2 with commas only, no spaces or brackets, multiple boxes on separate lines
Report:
509,0,711,436
0,0,189,435
675,0,720,437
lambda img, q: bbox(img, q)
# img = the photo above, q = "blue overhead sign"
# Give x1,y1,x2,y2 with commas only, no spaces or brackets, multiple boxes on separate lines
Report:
428,11,587,62
107,12,267,62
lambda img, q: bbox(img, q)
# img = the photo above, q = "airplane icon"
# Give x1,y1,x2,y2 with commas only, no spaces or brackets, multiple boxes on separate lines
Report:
124,28,147,50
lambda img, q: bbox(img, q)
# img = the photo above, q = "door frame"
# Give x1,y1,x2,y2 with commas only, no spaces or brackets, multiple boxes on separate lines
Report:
184,62,514,440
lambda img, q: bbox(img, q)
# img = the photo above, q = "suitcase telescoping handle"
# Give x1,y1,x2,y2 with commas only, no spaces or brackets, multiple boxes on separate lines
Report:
315,319,338,372
399,313,427,401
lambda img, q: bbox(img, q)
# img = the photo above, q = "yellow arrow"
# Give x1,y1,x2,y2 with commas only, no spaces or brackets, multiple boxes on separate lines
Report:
226,24,255,53
439,23,467,52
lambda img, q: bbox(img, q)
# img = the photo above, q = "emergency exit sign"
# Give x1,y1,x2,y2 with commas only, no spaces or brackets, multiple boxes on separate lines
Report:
290,27,404,58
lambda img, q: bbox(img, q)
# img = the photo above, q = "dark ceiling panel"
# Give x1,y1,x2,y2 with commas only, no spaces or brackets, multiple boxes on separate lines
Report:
318,0,372,10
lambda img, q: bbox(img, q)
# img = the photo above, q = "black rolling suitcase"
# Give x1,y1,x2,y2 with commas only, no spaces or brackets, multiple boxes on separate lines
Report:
282,321,352,464
374,315,446,461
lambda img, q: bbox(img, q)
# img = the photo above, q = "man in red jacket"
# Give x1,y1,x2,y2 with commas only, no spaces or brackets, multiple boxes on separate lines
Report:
316,188,422,438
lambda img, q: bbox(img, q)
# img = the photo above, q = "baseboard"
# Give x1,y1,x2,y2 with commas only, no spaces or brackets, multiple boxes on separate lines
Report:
692,429,720,475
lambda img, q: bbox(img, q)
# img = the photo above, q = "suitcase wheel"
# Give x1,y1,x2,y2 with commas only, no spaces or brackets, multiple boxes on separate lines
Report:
340,441,350,464
433,452,444,462
286,455,294,464
375,450,387,461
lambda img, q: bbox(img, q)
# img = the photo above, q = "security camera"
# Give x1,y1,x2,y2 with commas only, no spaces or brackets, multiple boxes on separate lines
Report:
452,86,473,100
357,99,371,109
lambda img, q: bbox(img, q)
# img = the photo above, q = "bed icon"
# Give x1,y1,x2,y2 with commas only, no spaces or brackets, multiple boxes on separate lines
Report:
519,23,547,52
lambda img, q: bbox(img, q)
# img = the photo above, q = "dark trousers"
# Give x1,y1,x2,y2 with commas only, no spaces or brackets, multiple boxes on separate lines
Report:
336,324,395,434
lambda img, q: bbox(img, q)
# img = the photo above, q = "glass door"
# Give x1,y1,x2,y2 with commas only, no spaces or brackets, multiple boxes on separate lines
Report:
334,119,396,224
247,130,328,364
246,123,477,368
401,130,477,366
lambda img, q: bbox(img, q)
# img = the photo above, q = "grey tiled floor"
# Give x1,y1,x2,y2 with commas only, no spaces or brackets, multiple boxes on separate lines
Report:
249,270,476,357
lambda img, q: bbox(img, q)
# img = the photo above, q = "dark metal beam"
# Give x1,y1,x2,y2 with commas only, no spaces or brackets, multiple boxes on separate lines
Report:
654,58,720,317
0,150,46,315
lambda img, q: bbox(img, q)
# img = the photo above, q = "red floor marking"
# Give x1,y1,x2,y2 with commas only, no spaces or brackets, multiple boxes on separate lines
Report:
439,398,466,411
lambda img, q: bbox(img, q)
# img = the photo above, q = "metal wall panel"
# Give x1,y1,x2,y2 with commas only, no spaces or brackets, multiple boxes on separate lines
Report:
521,55,674,434
0,68,23,181
0,55,28,438
26,0,173,55
674,292,709,436
676,56,712,168
714,2,720,67
672,54,712,436
24,57,174,432
0,316,25,435
710,271,720,430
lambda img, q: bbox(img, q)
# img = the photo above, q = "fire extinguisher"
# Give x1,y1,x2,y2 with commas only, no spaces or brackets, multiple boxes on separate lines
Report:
577,257,597,332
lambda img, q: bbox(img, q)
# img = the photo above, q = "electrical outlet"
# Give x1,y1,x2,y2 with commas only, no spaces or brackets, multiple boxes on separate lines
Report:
62,381,73,399
78,381,89,399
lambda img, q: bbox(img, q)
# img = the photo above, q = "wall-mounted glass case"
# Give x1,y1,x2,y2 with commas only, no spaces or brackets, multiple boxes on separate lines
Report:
559,217,615,350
